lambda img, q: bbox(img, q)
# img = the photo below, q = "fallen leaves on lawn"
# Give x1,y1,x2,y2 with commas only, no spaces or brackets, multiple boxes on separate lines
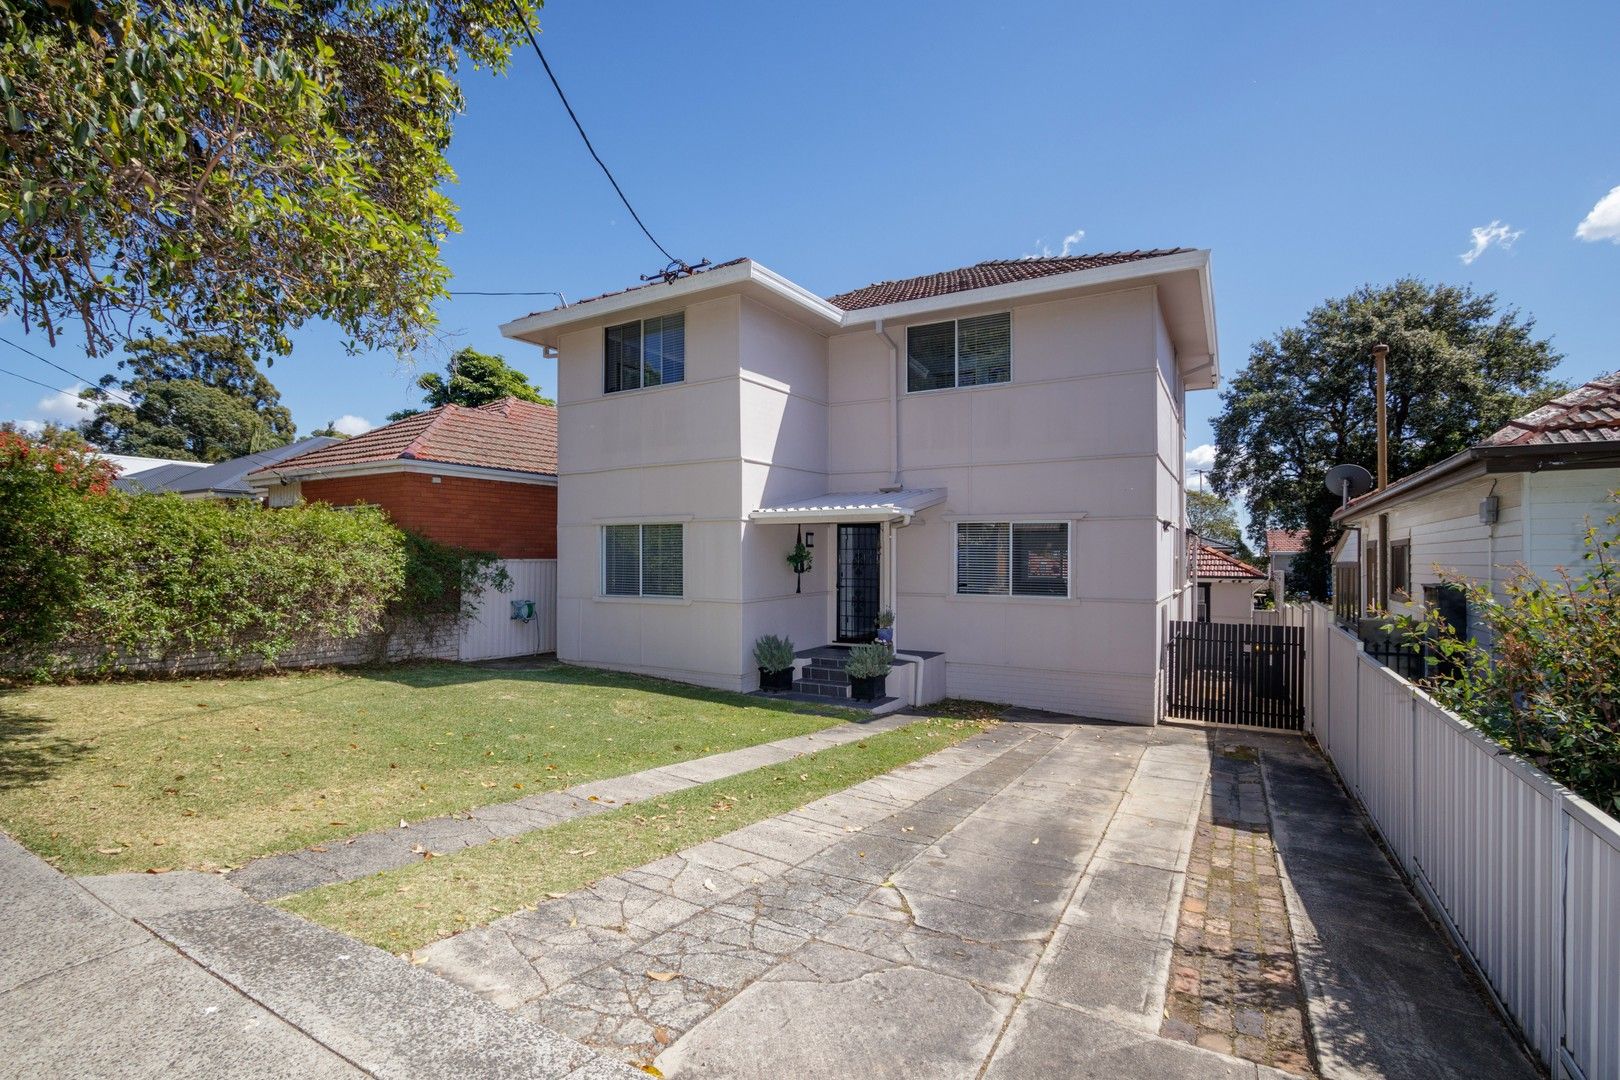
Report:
97,847,124,855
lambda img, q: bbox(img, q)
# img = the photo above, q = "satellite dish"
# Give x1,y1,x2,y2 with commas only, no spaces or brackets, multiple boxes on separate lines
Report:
1324,463,1374,506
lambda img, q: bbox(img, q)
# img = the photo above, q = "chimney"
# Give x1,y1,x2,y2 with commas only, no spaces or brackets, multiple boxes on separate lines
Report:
1372,343,1389,489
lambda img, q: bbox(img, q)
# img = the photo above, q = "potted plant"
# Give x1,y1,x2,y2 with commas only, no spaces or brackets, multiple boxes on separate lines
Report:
753,634,796,692
845,642,893,702
874,608,895,646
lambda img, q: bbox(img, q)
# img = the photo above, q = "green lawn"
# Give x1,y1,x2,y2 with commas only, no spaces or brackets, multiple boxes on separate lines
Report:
0,661,856,875
279,717,990,953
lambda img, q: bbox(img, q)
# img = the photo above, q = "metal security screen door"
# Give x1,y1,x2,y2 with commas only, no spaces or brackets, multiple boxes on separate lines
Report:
836,524,882,643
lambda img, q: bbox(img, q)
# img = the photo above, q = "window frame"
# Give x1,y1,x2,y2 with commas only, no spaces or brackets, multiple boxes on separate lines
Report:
1389,538,1411,599
604,311,686,395
600,523,684,599
906,311,1012,394
953,519,1071,599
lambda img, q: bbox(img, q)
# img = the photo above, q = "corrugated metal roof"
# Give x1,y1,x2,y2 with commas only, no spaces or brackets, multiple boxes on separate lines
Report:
749,488,946,522
117,437,341,496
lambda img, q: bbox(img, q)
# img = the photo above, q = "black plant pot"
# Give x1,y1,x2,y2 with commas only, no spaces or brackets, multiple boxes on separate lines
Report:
759,667,794,693
850,674,885,702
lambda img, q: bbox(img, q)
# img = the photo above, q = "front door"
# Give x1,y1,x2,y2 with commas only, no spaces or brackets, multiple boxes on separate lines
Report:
836,523,881,643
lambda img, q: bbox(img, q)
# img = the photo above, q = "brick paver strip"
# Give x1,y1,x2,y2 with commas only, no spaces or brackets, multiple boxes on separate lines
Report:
1159,749,1316,1075
225,712,917,899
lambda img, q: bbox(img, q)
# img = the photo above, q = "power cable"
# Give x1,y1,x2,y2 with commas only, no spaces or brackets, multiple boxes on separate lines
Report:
505,2,687,271
0,335,137,407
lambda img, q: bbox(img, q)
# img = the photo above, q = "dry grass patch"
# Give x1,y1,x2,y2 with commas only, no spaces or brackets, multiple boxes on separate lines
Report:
0,661,855,874
277,717,992,953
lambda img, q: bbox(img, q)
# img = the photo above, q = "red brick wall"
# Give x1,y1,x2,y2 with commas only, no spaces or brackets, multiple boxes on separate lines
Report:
300,471,556,559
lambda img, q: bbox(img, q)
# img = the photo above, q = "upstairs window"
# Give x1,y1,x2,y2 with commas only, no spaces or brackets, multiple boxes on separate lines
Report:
907,312,1011,392
956,521,1069,597
1389,539,1411,598
605,312,685,394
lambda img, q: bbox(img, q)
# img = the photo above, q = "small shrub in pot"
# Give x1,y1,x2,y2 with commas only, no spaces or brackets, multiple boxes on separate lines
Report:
753,634,796,692
845,642,893,701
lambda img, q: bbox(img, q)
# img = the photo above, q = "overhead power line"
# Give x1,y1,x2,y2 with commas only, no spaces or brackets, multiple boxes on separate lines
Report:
0,334,136,408
505,2,690,273
0,363,91,401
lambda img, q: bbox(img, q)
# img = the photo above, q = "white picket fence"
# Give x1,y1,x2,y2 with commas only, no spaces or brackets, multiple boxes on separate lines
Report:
1305,603,1619,1080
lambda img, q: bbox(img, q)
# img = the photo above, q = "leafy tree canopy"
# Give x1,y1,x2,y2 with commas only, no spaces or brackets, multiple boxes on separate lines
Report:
80,335,295,462
388,347,550,420
0,0,541,360
1187,489,1247,554
1211,279,1565,598
310,421,354,439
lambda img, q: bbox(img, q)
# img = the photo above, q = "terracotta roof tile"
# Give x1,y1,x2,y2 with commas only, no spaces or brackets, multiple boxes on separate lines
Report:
1479,371,1620,447
825,250,1192,311
1265,528,1308,554
1195,546,1267,580
531,250,1192,319
253,398,557,478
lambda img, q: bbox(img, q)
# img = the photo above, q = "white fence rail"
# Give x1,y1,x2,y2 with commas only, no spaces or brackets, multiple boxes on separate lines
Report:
1304,603,1619,1080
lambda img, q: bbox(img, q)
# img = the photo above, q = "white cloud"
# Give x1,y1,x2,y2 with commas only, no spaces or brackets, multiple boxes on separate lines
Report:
1026,227,1087,259
1185,443,1216,470
330,414,372,436
12,418,44,435
35,383,93,422
1575,185,1620,244
1459,220,1522,265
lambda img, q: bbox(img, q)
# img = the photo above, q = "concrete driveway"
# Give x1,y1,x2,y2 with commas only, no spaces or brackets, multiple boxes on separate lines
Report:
1,713,1537,1080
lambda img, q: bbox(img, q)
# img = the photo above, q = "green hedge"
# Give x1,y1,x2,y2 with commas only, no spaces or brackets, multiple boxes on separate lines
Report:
1,429,503,679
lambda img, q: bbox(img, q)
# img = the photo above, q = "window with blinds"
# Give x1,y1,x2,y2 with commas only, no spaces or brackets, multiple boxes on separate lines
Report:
604,312,685,393
956,521,1069,597
602,524,683,597
906,312,1011,392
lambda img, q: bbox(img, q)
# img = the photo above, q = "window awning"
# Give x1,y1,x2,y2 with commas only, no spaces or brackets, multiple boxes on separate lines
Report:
748,488,946,524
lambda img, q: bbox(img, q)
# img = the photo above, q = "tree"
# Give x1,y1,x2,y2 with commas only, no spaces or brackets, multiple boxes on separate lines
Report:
80,335,295,462
388,347,551,420
0,0,541,360
310,422,354,440
1211,279,1565,598
1187,489,1247,554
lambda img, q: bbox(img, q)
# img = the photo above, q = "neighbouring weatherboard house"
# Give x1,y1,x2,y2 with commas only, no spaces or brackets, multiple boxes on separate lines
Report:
1331,371,1620,641
247,398,559,659
500,251,1219,724
1264,527,1307,597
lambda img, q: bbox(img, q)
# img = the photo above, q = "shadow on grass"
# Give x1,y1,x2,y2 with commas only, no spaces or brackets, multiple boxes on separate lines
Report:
0,698,93,792
356,658,864,722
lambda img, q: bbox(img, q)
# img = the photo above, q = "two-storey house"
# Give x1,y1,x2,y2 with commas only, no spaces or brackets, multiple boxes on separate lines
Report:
500,251,1219,724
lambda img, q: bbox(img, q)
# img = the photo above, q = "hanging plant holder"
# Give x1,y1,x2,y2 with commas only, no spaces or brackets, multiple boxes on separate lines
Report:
787,526,813,592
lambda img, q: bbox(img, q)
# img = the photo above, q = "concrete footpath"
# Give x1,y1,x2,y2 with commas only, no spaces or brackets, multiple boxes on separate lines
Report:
0,832,639,1079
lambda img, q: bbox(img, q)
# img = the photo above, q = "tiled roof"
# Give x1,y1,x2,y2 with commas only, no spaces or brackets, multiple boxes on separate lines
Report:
254,398,557,478
536,250,1191,318
1265,528,1308,554
1195,546,1267,580
1479,371,1620,447
825,251,1192,311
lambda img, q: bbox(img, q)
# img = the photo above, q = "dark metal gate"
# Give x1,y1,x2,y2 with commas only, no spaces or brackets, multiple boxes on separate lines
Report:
1164,620,1305,730
835,524,881,643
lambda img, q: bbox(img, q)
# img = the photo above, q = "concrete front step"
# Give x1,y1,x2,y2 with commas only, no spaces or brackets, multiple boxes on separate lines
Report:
794,678,850,698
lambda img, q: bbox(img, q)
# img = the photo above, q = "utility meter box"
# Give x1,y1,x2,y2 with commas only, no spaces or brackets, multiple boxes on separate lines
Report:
510,599,536,623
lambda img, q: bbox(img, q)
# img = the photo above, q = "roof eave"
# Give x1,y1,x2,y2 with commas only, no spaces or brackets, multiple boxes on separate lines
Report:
499,261,845,348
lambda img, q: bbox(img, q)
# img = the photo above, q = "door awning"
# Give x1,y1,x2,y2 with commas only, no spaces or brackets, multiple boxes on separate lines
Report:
748,487,946,524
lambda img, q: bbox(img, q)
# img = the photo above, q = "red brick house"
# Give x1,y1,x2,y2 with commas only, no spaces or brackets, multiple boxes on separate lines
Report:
248,398,558,657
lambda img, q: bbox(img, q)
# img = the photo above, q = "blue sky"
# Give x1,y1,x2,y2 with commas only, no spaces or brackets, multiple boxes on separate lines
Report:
5,0,1618,481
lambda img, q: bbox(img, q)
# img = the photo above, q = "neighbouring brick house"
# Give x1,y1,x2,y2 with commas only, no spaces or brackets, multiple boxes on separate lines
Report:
248,398,559,657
